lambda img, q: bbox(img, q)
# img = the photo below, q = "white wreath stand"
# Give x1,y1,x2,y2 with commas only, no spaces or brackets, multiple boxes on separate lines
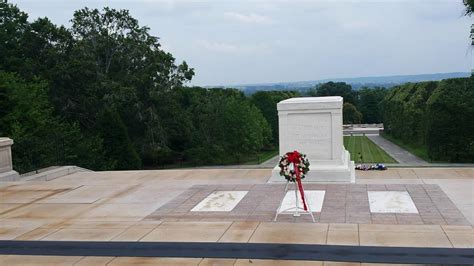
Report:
273,180,315,223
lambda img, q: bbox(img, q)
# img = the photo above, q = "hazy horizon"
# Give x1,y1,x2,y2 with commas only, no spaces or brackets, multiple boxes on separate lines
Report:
213,71,471,87
10,0,473,86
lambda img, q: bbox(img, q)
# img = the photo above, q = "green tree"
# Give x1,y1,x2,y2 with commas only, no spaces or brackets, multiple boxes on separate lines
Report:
381,81,437,144
0,1,279,170
250,90,299,145
220,97,271,161
0,1,72,81
380,78,473,163
65,7,195,152
0,71,108,173
426,78,474,162
343,103,362,124
97,108,142,170
173,88,271,165
464,0,474,15
0,0,29,74
357,87,387,123
308,82,356,104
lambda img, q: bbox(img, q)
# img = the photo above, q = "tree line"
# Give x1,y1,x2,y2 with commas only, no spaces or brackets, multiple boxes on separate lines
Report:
381,78,474,163
3,1,470,173
0,0,393,173
1,2,294,173
307,81,388,124
303,79,474,163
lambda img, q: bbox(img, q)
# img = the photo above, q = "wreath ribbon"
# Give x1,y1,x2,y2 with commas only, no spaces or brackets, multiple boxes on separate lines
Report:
288,151,308,211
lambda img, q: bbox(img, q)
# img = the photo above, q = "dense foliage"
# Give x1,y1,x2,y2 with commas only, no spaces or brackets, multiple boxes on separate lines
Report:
1,0,471,171
0,72,108,173
158,87,272,165
356,87,386,123
381,78,474,162
0,1,271,172
309,82,357,104
343,103,362,124
464,0,474,15
308,82,387,124
250,91,300,145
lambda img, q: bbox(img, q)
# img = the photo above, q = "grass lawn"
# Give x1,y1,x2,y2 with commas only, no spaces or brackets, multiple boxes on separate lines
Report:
344,136,397,163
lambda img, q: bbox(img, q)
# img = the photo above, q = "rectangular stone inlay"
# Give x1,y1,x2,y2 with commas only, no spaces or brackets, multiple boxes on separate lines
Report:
191,191,248,212
146,184,469,225
279,190,325,213
368,191,418,213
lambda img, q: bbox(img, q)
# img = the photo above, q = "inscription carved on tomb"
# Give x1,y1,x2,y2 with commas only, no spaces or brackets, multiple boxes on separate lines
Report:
286,113,332,159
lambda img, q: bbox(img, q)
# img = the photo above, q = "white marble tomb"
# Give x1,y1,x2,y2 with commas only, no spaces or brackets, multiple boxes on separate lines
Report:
269,97,355,183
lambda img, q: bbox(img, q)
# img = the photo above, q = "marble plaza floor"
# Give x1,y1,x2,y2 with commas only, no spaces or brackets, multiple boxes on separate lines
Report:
147,183,469,225
0,167,473,265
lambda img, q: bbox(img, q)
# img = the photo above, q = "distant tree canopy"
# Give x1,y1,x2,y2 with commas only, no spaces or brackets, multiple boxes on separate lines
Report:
0,1,272,172
343,103,362,124
250,91,300,145
307,82,387,124
309,82,357,105
0,71,108,173
1,0,472,170
464,0,474,15
357,87,387,124
381,78,474,163
164,87,272,165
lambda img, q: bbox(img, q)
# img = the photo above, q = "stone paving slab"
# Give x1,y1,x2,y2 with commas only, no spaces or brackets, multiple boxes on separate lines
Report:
0,167,472,264
0,256,442,266
146,184,470,225
0,222,472,265
2,221,472,248
356,167,474,179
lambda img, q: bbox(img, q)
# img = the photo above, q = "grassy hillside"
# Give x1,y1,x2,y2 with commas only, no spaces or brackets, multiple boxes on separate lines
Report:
344,136,397,163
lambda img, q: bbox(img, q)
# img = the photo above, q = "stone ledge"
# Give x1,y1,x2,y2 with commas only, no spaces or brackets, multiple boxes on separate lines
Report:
0,170,20,181
0,137,14,147
18,165,92,181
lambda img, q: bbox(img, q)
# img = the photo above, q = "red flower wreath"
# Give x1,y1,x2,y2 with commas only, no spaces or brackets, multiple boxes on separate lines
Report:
278,150,310,182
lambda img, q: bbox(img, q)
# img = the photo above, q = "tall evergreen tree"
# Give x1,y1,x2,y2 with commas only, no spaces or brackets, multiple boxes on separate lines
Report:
97,108,142,170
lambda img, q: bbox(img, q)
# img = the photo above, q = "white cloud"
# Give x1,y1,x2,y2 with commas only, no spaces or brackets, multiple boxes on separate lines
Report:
224,12,274,25
198,41,240,52
10,0,472,85
197,40,269,54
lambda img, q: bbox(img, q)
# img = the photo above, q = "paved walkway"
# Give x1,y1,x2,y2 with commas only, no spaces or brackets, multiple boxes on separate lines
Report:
0,168,473,265
367,135,427,164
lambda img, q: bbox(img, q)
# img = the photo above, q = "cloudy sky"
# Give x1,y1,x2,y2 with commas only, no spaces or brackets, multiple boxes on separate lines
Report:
10,0,473,86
